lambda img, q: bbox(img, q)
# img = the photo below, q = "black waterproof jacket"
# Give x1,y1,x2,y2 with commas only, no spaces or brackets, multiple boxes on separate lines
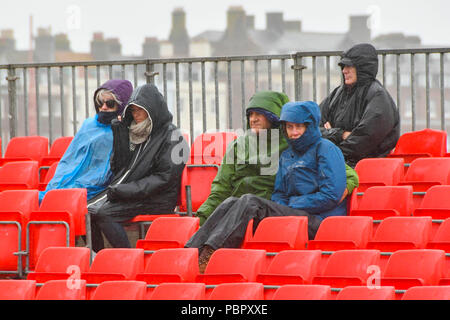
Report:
319,43,400,167
88,84,189,213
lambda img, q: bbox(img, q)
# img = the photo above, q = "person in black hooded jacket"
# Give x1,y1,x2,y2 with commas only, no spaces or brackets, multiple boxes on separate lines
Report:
87,83,189,252
319,43,400,167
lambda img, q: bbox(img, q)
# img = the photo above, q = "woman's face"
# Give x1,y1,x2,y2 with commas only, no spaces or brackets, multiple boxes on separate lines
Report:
98,92,118,112
285,122,307,140
342,66,358,86
129,105,149,123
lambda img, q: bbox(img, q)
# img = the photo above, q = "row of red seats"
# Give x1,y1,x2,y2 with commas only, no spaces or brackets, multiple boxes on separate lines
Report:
11,246,450,299
1,279,449,300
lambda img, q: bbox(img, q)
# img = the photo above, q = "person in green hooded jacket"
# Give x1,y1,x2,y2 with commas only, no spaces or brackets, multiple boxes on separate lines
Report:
195,91,359,226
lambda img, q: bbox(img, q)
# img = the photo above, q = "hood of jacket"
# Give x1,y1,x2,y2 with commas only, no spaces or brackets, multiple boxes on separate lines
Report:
123,84,173,135
93,79,133,114
338,43,378,85
245,91,289,129
280,101,322,153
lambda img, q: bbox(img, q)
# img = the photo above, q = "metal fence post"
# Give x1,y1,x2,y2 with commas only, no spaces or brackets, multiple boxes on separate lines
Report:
145,61,158,84
6,66,19,139
291,53,306,101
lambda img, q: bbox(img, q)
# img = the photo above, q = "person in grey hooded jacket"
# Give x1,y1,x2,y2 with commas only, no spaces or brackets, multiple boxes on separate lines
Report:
87,83,189,252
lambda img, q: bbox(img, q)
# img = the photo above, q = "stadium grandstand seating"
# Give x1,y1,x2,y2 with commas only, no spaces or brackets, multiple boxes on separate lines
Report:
149,282,206,300
38,161,58,191
335,285,396,300
0,161,40,191
91,280,147,300
401,285,450,300
35,279,86,300
271,284,331,300
0,136,48,167
208,282,264,300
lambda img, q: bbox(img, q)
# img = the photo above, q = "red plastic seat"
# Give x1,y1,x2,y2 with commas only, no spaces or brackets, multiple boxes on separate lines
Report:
28,188,87,269
350,186,414,219
135,217,199,250
38,161,58,191
81,248,144,284
242,216,308,252
208,282,264,300
388,129,447,164
401,286,450,300
354,158,405,192
91,280,147,300
397,158,450,192
196,248,266,284
256,250,321,285
40,136,73,167
380,249,446,290
312,250,380,288
0,190,39,274
0,280,36,300
413,186,450,220
136,248,199,284
0,161,39,191
427,218,450,252
27,247,90,282
0,136,48,167
308,216,373,250
367,217,432,251
150,283,206,300
35,279,86,300
272,284,331,300
336,286,395,300
189,131,237,165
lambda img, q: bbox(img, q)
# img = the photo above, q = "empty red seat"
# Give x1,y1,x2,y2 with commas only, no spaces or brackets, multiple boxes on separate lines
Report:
35,279,86,300
401,285,450,300
413,185,450,220
135,217,199,250
354,158,405,192
196,249,266,284
0,190,39,274
336,286,395,300
150,283,206,300
256,250,322,285
81,248,144,284
308,216,373,250
350,186,414,219
367,216,432,251
427,218,450,252
0,161,39,191
272,284,331,300
388,129,447,163
397,158,450,192
381,249,446,290
0,136,48,167
38,161,58,191
312,250,380,288
190,131,237,165
40,136,73,167
0,280,36,300
27,247,90,282
91,280,147,300
136,248,199,284
208,282,264,300
242,216,308,252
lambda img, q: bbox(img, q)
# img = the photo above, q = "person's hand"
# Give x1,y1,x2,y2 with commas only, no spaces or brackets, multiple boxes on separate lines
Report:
342,131,352,140
106,185,120,202
324,122,332,130
117,115,122,121
339,188,349,203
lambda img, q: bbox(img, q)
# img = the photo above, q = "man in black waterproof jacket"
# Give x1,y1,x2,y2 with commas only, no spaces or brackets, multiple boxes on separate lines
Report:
319,43,400,168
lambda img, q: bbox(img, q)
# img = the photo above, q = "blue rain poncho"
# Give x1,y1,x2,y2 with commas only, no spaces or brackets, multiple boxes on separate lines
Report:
39,114,114,202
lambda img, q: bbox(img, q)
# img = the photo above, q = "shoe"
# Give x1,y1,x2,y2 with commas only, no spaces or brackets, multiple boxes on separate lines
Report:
198,245,215,274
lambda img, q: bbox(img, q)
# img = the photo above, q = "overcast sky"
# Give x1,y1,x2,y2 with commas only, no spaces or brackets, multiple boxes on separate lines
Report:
1,0,449,56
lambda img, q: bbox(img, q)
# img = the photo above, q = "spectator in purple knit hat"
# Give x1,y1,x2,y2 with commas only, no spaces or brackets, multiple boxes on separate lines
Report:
39,79,133,203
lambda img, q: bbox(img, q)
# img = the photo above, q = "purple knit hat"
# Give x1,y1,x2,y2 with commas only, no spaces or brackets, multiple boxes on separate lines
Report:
93,79,133,114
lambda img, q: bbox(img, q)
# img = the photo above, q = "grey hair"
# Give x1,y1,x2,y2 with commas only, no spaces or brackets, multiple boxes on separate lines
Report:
95,89,122,107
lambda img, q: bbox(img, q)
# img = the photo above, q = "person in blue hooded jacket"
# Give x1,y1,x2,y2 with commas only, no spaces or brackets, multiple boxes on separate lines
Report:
39,79,133,202
186,100,347,273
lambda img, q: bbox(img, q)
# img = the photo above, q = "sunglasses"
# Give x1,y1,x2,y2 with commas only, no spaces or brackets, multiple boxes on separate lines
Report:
98,100,117,109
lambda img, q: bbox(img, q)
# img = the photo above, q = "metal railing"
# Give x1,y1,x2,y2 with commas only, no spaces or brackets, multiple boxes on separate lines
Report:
0,48,449,150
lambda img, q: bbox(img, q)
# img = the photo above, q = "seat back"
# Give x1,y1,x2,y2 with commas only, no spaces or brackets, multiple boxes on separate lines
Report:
35,279,86,300
29,247,90,277
38,162,59,190
308,216,373,250
150,283,206,300
336,286,395,300
135,217,199,250
399,158,450,192
3,136,49,165
414,186,450,219
0,189,39,220
190,131,237,165
430,218,450,243
0,280,36,300
91,280,147,300
243,216,308,251
209,282,264,300
390,129,447,160
350,186,414,219
48,136,73,158
367,217,432,250
402,285,450,300
272,284,331,300
136,248,199,283
355,158,405,192
0,161,39,191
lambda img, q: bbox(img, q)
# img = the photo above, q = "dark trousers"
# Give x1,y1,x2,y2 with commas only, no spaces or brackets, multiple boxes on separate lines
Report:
185,193,322,250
